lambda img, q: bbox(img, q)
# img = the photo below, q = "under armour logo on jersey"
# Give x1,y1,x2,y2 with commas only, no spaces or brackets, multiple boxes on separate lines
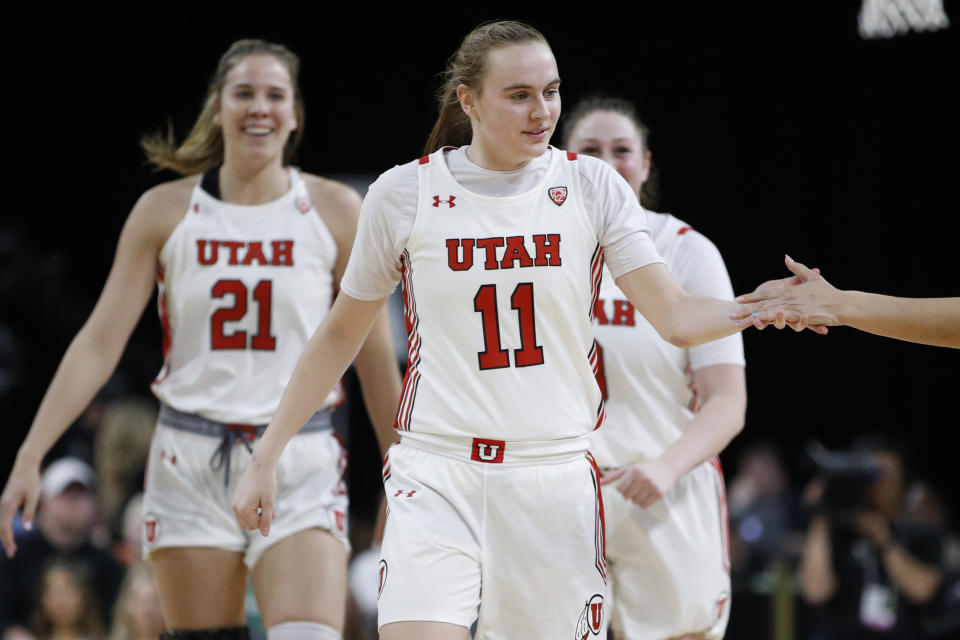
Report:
575,594,604,639
433,195,456,208
548,186,568,206
471,438,505,463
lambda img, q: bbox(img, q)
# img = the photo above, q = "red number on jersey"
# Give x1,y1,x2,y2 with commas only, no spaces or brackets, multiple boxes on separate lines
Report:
211,279,276,351
474,282,544,370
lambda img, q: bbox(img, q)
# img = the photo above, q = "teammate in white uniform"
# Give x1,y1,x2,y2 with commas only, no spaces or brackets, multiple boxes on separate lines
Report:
0,40,401,640
565,96,747,639
231,22,761,640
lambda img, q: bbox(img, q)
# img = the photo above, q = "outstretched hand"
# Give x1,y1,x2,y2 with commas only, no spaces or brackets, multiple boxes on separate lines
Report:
732,256,836,334
0,459,42,558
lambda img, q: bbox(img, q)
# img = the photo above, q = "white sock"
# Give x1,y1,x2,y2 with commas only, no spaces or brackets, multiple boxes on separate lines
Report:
266,621,341,640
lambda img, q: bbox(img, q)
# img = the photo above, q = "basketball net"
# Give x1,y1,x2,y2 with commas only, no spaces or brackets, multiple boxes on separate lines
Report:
858,0,950,38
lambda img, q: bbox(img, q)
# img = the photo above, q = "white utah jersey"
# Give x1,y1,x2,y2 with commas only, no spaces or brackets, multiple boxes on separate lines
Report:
396,147,609,441
590,212,745,468
151,168,340,424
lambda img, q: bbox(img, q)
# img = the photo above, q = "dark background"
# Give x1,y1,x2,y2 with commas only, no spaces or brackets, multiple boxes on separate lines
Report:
1,4,957,521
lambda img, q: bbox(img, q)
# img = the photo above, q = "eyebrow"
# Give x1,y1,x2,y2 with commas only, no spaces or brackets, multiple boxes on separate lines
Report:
500,77,561,92
229,82,289,91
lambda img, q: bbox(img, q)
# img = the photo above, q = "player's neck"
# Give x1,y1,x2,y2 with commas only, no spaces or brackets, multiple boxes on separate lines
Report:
218,161,290,205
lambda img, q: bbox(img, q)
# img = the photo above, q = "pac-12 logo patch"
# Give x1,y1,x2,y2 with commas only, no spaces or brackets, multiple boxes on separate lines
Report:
295,196,311,214
549,186,568,206
575,594,604,639
144,517,159,546
378,560,388,598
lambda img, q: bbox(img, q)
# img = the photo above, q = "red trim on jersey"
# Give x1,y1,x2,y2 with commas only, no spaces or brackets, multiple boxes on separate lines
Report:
153,266,173,385
396,251,423,432
678,226,693,235
710,456,732,574
567,151,578,161
588,244,604,322
587,243,606,429
418,155,430,165
585,451,607,582
381,451,391,482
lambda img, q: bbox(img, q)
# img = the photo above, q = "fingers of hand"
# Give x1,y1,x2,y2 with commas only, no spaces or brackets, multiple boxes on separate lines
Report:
785,255,820,283
599,468,626,485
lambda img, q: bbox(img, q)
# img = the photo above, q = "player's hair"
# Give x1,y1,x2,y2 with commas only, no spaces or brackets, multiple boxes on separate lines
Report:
424,20,549,154
562,95,661,211
141,39,306,176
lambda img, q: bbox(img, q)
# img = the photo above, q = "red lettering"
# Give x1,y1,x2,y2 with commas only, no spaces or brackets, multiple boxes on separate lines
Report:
197,240,219,265
476,237,505,270
446,239,474,271
271,240,294,266
533,233,562,266
241,241,268,266
593,298,609,325
219,241,244,265
500,236,534,269
612,300,635,326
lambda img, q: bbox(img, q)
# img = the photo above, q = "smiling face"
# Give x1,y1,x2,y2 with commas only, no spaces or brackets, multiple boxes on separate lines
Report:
214,54,298,167
566,109,651,197
458,42,560,170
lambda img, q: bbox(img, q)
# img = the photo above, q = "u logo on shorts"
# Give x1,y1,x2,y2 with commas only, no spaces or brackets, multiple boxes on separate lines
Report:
471,438,505,463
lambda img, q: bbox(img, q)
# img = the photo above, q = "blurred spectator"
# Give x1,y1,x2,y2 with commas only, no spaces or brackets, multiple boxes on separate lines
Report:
0,458,124,640
93,399,155,537
30,560,104,640
798,434,944,640
728,442,804,583
107,563,164,640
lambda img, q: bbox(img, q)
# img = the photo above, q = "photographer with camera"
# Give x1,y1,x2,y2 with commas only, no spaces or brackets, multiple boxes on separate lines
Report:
798,435,944,639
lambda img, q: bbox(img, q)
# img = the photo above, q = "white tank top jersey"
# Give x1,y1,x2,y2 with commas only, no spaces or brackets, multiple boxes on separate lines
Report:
341,146,663,442
589,212,746,469
151,168,341,424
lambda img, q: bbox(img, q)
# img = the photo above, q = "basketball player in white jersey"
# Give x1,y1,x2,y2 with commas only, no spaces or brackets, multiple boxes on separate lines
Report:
565,96,746,639
231,21,782,640
0,40,401,640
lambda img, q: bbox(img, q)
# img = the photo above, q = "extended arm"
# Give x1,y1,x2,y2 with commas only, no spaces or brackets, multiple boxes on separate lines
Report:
232,293,389,536
311,176,402,455
353,309,403,454
0,186,178,556
737,256,960,347
615,262,746,348
602,364,745,506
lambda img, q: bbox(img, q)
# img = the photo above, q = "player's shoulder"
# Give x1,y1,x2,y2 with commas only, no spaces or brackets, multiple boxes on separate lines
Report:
565,151,615,181
137,174,198,212
364,158,421,206
651,211,729,269
131,175,199,241
301,172,362,213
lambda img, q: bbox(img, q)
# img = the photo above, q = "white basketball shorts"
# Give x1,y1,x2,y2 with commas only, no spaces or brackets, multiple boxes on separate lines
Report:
603,457,731,639
377,433,608,640
142,408,349,568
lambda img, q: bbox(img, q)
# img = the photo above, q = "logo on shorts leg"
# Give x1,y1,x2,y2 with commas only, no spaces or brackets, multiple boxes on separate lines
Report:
471,438,505,463
575,594,604,639
144,516,159,547
378,560,388,599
